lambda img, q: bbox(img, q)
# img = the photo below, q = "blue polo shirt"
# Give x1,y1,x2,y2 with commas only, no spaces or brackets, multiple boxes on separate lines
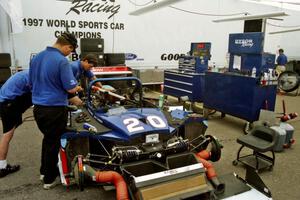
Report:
29,47,78,106
276,54,288,65
70,60,94,80
0,70,31,102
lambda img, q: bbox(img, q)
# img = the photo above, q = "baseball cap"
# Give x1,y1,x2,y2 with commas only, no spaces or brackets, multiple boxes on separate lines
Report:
83,54,98,66
61,32,78,52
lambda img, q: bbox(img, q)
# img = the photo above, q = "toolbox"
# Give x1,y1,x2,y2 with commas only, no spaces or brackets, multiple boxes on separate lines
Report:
164,70,205,101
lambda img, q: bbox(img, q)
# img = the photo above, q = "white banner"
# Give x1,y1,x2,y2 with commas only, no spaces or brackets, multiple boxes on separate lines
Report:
1,0,300,68
0,0,23,33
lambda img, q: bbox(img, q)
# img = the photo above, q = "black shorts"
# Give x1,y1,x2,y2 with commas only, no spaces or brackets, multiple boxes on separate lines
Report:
0,93,32,133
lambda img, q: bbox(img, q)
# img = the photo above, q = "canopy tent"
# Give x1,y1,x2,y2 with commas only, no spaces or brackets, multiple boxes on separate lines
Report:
0,0,23,33
242,0,300,12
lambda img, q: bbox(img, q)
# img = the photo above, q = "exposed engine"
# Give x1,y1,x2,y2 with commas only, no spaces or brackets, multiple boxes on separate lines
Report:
111,136,189,163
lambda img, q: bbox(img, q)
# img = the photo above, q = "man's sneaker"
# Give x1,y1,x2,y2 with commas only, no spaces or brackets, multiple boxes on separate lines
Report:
0,164,20,178
43,179,59,190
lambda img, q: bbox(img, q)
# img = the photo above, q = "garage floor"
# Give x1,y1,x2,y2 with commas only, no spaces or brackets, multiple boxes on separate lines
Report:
0,92,299,200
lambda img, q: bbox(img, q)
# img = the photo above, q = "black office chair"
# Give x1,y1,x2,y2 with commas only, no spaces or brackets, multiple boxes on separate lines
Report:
0,53,12,87
232,125,278,172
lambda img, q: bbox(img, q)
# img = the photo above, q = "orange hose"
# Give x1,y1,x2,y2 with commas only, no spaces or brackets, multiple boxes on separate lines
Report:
195,150,217,179
95,171,129,200
195,151,225,194
196,156,217,179
196,150,210,160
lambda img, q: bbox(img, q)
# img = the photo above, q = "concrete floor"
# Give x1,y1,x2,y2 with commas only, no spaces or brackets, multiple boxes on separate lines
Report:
0,93,299,200
208,93,300,200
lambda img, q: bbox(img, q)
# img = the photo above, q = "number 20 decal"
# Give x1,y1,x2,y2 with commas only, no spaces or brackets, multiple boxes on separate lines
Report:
123,115,167,133
123,118,144,132
147,115,166,128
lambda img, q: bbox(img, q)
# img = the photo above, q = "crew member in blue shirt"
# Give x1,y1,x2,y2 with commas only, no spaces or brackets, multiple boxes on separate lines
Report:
29,32,82,189
68,54,102,106
0,70,32,178
276,48,288,74
70,54,99,83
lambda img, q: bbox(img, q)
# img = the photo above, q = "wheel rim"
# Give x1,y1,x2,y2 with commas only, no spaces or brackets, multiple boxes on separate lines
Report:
278,71,299,92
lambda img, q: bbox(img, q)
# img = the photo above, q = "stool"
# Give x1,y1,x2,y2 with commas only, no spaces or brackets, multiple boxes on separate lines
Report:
232,126,278,172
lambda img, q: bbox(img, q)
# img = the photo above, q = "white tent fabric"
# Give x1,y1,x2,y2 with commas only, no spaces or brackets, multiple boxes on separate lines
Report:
0,0,23,33
242,0,300,11
0,7,10,52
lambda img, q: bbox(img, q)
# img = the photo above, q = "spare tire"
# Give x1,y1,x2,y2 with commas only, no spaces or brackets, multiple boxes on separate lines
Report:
278,71,299,92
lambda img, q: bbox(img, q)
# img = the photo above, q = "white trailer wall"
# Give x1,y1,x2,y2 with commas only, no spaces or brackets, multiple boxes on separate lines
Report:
0,0,300,69
0,7,11,54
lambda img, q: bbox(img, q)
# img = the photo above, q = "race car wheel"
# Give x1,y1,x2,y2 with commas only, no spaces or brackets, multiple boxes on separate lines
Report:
278,71,299,92
206,135,222,162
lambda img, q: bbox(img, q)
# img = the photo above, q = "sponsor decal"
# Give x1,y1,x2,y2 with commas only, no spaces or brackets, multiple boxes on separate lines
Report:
234,39,254,48
161,53,185,61
70,80,77,85
125,53,137,60
58,0,121,19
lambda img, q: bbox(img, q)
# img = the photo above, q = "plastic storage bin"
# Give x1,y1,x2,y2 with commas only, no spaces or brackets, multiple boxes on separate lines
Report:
270,126,286,152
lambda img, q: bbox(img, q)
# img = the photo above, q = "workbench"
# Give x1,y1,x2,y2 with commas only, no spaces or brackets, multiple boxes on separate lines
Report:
203,72,277,122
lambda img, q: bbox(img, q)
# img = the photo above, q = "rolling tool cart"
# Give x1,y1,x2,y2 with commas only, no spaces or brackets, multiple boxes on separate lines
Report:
164,42,211,102
203,32,277,122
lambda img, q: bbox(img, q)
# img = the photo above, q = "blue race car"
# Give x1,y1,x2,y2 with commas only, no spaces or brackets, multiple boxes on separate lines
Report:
58,77,271,200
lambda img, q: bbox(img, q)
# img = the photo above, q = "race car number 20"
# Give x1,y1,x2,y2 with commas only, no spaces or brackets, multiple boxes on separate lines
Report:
123,115,166,133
